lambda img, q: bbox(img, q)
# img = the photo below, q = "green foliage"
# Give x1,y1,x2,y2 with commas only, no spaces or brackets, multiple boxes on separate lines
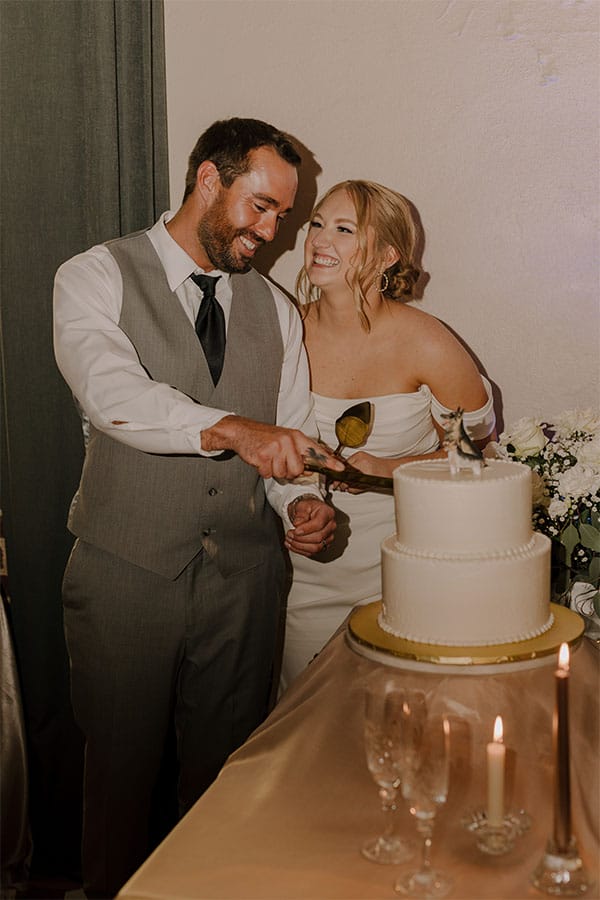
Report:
497,410,600,625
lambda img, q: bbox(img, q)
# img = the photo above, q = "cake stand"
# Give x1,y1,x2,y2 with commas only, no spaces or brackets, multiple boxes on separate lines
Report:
346,602,585,674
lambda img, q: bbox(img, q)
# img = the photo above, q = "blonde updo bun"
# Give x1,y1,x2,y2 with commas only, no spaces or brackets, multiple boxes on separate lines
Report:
385,261,421,301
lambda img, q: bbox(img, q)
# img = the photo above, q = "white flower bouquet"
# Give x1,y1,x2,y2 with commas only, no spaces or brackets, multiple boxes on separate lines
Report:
488,409,600,624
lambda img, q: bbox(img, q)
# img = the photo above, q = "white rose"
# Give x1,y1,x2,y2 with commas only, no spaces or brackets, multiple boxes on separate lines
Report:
553,408,600,439
555,463,600,501
505,417,547,459
548,497,570,519
570,582,600,619
577,437,600,472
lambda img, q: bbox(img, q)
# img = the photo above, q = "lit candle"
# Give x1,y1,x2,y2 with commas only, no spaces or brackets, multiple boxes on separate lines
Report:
553,642,571,852
486,715,505,828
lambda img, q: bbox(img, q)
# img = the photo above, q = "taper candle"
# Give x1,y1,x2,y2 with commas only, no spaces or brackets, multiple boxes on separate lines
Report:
486,715,505,828
553,642,571,852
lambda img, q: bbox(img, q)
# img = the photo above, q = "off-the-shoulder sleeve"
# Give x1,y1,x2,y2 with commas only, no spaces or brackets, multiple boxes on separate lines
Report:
430,375,496,440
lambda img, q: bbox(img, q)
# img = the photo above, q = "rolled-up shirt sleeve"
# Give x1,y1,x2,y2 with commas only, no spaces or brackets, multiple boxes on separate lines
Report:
263,287,323,522
53,246,231,455
54,241,323,520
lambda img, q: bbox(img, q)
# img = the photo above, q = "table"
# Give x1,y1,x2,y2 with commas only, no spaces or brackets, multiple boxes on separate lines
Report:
118,629,599,900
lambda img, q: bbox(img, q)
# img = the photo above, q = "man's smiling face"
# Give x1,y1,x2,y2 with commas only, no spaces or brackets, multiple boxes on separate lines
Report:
197,146,298,273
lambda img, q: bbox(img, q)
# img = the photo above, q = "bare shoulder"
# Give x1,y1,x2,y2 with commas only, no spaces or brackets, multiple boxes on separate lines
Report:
385,303,458,348
412,310,487,405
379,302,487,409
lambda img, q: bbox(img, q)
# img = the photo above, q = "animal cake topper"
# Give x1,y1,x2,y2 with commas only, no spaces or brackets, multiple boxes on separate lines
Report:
442,407,486,476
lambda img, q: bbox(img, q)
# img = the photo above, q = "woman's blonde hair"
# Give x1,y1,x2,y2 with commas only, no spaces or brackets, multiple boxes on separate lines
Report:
296,180,421,331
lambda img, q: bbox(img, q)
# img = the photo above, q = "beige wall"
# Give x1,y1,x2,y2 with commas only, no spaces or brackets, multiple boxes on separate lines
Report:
164,0,599,429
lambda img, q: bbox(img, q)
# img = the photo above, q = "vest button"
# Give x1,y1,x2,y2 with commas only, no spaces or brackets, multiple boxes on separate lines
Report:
208,488,218,496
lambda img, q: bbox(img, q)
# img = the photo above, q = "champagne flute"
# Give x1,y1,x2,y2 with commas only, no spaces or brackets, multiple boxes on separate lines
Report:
362,683,426,864
395,714,452,898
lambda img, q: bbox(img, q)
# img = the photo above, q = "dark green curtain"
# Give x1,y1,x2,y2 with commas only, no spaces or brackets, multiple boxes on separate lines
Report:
0,0,169,879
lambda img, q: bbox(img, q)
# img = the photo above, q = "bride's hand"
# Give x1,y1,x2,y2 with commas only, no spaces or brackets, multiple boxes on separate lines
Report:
330,451,383,494
345,451,386,477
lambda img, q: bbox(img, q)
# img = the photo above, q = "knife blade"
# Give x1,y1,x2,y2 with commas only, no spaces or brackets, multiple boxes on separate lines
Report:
303,460,393,493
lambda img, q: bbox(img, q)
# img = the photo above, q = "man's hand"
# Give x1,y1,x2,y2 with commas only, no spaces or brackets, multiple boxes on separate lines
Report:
201,415,344,480
284,497,336,558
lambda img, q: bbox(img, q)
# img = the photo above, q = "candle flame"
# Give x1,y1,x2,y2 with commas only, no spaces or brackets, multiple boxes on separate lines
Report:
443,716,451,755
558,642,570,671
493,715,503,743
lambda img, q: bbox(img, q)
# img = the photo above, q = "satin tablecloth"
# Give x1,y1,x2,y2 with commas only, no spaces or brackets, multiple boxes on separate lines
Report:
118,628,599,900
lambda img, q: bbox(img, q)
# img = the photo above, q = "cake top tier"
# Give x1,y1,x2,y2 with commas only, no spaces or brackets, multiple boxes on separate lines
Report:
394,458,529,486
392,458,533,556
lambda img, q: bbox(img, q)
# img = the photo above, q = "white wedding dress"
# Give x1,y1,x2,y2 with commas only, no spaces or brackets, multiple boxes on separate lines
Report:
280,385,440,692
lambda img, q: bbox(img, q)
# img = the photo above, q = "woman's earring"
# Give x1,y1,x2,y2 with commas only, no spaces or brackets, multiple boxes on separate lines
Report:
376,271,389,293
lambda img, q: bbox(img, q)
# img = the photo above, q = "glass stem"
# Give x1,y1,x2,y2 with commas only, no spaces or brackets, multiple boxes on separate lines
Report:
380,787,398,838
417,819,434,873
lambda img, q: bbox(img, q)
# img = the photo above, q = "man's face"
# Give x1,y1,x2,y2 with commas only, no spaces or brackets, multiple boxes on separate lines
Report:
198,146,298,273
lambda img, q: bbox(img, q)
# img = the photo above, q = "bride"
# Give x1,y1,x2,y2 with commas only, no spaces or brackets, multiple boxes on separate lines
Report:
280,180,496,691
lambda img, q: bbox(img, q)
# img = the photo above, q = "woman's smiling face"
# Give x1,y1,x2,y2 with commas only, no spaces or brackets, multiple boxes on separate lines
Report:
304,189,374,292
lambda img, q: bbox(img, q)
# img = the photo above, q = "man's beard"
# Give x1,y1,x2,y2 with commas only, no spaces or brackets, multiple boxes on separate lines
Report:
197,192,264,274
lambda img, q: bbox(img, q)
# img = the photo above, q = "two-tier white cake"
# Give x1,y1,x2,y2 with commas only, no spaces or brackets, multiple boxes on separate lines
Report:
378,459,553,646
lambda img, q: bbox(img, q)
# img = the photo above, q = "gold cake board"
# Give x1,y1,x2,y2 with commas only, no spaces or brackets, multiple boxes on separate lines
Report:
347,601,585,674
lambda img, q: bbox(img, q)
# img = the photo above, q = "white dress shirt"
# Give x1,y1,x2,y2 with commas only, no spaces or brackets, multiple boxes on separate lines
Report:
53,212,321,523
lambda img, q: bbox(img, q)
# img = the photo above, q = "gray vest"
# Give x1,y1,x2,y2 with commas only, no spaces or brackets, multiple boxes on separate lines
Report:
68,230,284,579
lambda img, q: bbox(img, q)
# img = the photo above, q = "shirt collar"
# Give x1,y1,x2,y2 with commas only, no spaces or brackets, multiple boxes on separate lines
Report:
147,212,230,292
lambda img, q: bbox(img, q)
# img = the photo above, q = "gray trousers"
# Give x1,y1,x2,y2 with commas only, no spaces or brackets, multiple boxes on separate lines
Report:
63,538,284,898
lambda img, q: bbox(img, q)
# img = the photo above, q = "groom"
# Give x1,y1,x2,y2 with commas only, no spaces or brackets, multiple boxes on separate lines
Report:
53,117,341,897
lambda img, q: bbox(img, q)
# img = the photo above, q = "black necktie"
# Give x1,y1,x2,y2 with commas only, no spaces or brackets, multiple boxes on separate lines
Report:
191,273,225,385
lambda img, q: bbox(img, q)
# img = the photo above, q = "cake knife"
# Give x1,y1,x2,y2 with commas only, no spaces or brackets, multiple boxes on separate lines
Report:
303,457,394,494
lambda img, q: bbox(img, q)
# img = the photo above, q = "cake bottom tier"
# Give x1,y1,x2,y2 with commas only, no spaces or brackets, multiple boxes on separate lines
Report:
380,532,553,646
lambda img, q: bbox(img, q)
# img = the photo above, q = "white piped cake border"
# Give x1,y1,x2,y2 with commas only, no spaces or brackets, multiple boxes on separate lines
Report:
386,533,548,561
376,609,555,647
